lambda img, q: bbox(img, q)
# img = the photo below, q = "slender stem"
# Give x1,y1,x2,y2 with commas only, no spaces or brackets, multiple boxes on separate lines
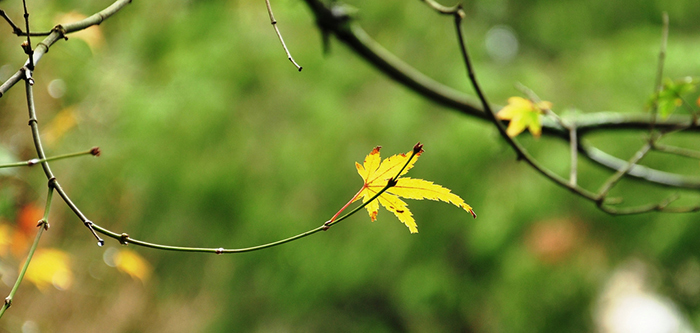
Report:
265,0,302,71
569,124,578,186
22,0,34,70
0,225,45,318
448,6,592,197
0,9,23,35
596,143,652,201
329,186,364,222
92,181,394,253
25,74,103,245
651,142,700,160
420,0,460,13
581,143,700,189
0,148,99,169
0,188,52,319
90,145,421,254
650,12,669,134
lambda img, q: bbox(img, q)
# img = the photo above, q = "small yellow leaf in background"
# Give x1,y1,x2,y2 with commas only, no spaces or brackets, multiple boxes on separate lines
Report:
351,145,475,233
43,107,78,146
497,96,552,138
0,224,12,257
114,249,152,283
24,248,72,291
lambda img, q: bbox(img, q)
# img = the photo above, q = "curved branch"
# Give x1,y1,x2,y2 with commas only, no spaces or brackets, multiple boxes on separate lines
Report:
90,148,423,253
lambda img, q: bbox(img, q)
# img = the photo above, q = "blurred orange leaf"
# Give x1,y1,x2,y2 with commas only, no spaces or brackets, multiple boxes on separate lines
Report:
17,203,43,234
114,249,152,283
350,145,475,233
497,96,552,138
24,248,73,291
13,204,44,256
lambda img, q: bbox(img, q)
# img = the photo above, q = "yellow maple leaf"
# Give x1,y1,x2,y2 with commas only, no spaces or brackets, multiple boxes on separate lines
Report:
24,248,72,291
344,144,475,233
497,96,552,138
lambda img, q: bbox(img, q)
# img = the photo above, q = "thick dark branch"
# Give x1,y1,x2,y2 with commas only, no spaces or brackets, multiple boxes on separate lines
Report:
302,0,699,136
301,0,700,190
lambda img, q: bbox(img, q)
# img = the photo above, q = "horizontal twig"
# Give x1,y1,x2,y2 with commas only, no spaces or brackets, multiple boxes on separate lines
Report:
652,142,700,160
0,147,99,169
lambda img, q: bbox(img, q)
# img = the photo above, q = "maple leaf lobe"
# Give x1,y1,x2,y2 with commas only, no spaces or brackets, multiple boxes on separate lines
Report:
352,145,476,233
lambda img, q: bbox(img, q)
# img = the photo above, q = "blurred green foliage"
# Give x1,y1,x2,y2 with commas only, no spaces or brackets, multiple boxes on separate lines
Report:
0,0,699,332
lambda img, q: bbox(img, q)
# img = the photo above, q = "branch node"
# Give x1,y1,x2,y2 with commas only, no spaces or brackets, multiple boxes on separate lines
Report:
4,297,11,308
27,158,39,166
47,177,57,189
22,67,34,85
83,220,105,246
37,219,49,230
215,248,224,255
118,233,129,245
52,24,68,41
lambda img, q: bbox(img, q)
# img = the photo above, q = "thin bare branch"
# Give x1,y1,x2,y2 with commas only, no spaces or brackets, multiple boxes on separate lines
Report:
420,0,460,14
0,187,52,319
91,146,424,253
596,143,652,201
649,12,669,133
0,9,23,35
581,144,700,189
265,0,302,71
569,124,578,186
516,83,581,185
21,0,34,69
652,142,700,159
24,75,104,246
0,147,100,169
0,0,132,97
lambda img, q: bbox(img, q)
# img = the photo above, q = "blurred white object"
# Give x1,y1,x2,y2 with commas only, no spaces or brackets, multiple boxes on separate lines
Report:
595,259,695,333
485,25,519,63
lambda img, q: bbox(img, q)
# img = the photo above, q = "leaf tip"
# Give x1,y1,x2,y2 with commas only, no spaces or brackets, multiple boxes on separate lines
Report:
461,204,477,218
371,146,381,155
413,142,424,154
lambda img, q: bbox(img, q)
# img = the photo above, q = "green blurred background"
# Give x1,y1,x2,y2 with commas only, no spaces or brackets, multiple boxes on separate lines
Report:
0,0,699,331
